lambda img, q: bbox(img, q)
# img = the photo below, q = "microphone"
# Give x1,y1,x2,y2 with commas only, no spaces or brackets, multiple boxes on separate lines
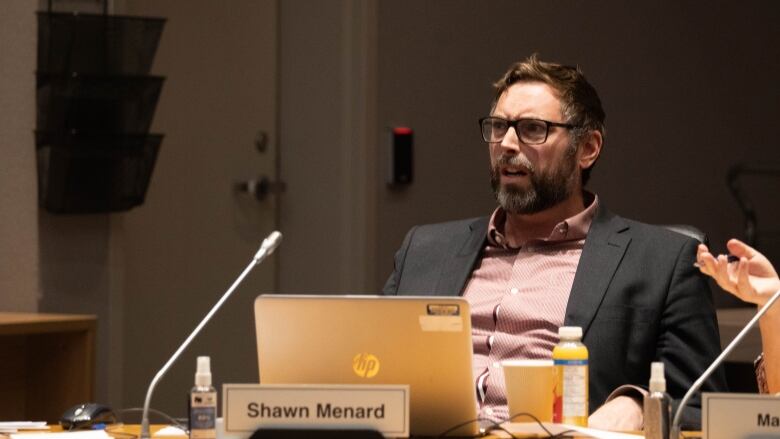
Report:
255,231,282,261
670,288,780,438
139,231,283,439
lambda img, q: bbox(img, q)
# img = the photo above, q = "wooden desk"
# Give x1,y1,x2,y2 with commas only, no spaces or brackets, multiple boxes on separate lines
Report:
103,424,697,438
0,312,96,423
13,424,700,439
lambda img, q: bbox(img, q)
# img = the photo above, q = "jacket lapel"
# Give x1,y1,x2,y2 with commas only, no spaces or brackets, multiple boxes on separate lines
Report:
564,205,631,335
434,217,488,296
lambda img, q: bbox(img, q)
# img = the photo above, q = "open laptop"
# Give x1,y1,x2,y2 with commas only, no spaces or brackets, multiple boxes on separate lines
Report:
254,294,480,437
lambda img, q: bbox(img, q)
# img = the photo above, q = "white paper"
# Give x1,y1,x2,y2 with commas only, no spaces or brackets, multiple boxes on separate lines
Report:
0,422,49,433
152,426,187,437
500,422,642,438
10,429,111,439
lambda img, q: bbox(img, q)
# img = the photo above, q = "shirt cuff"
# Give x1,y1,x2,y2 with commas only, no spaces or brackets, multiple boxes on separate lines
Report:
606,384,649,402
605,384,647,429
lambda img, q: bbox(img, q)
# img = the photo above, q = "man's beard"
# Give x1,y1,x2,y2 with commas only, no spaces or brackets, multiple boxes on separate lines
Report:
490,148,578,215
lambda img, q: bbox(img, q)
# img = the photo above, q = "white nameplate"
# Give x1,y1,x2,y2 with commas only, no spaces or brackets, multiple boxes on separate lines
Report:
223,384,409,438
703,392,780,438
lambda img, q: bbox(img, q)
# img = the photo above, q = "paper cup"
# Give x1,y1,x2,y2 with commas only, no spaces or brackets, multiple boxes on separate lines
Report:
502,359,555,423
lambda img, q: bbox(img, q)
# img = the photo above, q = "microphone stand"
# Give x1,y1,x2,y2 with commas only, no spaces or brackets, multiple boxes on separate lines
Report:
670,288,780,439
139,231,282,439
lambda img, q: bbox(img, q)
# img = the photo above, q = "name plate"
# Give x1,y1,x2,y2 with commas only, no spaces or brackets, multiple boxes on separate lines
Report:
223,384,409,438
703,392,780,438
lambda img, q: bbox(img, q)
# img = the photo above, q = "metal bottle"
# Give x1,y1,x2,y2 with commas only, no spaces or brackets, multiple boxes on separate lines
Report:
643,362,670,439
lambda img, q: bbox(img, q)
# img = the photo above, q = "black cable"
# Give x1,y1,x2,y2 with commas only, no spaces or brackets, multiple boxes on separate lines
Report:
435,416,494,437
500,412,576,439
487,412,557,438
436,411,575,438
489,424,520,439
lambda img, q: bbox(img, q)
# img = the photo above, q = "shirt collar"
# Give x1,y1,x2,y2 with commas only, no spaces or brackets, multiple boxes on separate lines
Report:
487,192,599,249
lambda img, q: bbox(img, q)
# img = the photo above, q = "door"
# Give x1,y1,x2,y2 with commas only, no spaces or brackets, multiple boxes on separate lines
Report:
119,0,278,415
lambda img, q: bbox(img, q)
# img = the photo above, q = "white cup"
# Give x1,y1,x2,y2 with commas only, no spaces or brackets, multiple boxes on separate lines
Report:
502,359,555,423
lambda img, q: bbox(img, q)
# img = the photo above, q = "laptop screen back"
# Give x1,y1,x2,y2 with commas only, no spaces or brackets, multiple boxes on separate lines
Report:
254,294,479,437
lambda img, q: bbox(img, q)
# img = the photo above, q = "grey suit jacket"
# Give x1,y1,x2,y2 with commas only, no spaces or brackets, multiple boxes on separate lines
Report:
383,203,727,417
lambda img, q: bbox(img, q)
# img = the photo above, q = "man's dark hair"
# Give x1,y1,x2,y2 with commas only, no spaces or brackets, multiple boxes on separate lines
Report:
492,54,606,185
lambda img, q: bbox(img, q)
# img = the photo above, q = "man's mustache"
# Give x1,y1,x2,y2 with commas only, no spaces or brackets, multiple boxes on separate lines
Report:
495,154,534,173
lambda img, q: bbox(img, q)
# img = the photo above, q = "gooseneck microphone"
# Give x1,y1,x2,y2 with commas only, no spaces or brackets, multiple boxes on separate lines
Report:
670,287,780,438
139,231,283,439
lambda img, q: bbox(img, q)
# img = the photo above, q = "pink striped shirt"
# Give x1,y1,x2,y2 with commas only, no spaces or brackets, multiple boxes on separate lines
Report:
462,195,599,423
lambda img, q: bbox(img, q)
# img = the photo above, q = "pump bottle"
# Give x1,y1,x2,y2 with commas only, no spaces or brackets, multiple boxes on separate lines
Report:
643,361,670,439
189,356,217,439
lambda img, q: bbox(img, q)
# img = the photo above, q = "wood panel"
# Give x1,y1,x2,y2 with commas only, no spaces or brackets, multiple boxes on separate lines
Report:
0,313,95,422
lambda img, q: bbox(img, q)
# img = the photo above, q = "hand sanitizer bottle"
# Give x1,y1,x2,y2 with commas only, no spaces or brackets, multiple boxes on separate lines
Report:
189,356,217,439
643,361,670,439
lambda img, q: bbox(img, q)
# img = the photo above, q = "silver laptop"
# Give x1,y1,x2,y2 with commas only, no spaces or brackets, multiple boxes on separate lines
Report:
254,294,480,437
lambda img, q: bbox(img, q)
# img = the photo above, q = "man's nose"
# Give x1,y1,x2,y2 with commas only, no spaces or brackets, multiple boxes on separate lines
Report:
500,126,521,152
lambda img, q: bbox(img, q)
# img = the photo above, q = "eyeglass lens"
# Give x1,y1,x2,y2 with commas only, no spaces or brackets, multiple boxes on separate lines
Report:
481,118,549,144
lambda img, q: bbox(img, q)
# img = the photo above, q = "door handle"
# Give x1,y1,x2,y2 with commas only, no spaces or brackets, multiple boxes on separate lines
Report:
235,176,286,201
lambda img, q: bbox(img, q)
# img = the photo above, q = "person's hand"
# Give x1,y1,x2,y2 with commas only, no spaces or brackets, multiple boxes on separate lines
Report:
697,239,780,312
587,395,643,431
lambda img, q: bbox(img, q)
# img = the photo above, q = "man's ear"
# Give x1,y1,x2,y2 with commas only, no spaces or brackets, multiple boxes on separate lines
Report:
578,130,602,171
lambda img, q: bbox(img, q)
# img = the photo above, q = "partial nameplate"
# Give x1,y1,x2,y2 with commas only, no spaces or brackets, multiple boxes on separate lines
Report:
223,383,409,438
703,392,780,439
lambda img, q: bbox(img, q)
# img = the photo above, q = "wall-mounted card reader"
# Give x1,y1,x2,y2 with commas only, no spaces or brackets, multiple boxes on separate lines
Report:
388,127,413,186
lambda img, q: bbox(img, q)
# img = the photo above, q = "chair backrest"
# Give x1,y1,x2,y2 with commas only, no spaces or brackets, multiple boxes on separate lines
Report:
662,224,708,246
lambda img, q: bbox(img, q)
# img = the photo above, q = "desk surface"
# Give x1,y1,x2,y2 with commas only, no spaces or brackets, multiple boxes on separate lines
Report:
95,424,699,439
0,312,96,335
2,423,701,438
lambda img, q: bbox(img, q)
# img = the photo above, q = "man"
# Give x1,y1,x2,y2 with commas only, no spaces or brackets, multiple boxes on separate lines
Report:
383,55,726,430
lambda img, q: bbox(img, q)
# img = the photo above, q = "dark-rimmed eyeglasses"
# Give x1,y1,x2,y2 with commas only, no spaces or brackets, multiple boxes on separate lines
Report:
478,116,578,145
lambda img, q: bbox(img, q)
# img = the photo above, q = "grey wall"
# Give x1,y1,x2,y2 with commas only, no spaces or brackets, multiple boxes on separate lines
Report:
374,1,780,307
33,0,133,409
278,0,379,294
0,0,39,312
118,0,279,416
0,0,120,408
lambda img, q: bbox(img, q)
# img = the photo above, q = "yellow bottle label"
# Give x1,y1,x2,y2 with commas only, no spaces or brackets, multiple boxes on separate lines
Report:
553,344,588,426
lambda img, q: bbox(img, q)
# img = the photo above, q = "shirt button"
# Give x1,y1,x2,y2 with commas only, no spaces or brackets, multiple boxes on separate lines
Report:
510,287,519,295
485,407,494,416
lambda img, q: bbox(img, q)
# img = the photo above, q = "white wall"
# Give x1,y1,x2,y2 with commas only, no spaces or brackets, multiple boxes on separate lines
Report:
0,0,39,312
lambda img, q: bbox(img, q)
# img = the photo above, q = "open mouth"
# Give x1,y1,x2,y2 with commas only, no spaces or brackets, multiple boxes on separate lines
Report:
501,166,530,177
